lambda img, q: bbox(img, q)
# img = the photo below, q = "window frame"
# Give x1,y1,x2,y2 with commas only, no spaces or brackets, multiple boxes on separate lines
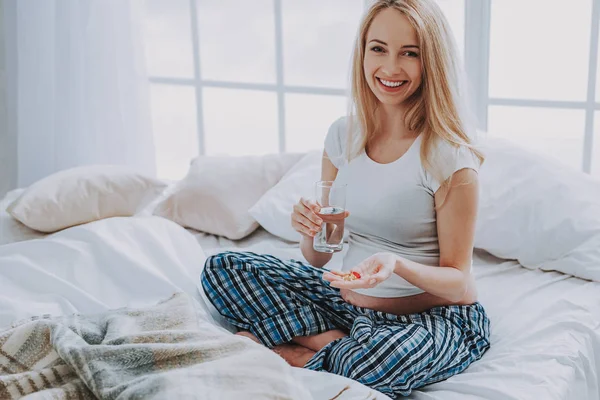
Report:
468,0,600,174
147,0,600,174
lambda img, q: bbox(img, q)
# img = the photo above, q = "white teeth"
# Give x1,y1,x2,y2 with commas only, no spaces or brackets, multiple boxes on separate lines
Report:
379,78,406,88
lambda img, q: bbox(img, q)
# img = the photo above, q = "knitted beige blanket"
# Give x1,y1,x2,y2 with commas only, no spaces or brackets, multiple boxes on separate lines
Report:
0,293,311,400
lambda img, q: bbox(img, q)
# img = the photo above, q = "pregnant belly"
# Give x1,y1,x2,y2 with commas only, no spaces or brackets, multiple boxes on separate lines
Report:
340,289,456,315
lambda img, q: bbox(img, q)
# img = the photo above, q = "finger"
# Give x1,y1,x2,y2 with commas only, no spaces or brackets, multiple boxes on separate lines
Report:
322,272,343,282
344,210,350,218
301,197,321,214
326,270,346,277
329,279,372,290
297,199,323,226
292,212,321,232
322,271,346,282
293,201,312,216
291,219,317,237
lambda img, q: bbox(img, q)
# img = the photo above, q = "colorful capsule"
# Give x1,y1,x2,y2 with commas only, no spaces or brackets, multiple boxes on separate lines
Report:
342,271,361,281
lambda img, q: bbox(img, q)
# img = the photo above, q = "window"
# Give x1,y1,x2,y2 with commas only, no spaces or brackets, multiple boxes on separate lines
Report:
145,0,372,179
486,0,597,174
143,0,466,179
143,0,600,180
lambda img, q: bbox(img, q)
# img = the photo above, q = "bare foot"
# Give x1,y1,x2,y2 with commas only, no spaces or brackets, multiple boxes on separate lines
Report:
235,331,261,344
272,344,316,368
236,331,316,367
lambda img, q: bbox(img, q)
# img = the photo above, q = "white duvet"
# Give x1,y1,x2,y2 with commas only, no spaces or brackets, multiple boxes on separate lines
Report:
1,215,599,399
0,216,384,400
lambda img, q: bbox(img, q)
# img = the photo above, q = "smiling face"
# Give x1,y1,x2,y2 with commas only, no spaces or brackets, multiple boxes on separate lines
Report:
363,8,423,108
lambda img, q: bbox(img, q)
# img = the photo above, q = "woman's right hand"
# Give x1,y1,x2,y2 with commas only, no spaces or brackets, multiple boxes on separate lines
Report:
291,198,324,238
291,198,350,238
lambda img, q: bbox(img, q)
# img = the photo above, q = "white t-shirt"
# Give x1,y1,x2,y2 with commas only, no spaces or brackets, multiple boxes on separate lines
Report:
324,117,480,298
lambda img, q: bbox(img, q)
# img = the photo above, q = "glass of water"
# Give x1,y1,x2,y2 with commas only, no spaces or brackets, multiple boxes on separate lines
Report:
313,181,346,253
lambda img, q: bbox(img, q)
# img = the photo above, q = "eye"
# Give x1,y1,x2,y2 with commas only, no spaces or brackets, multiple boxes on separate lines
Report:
403,51,419,58
370,46,385,53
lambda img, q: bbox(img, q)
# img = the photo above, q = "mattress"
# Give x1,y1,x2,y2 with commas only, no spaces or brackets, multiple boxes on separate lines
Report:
1,190,599,399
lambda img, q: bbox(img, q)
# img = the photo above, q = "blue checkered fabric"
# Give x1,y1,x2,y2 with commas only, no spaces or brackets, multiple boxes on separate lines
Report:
201,251,490,398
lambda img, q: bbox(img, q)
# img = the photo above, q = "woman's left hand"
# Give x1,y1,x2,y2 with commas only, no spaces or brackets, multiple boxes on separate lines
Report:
322,252,397,289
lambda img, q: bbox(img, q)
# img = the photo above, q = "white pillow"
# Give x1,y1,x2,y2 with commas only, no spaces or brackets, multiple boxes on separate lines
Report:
249,151,322,242
153,153,304,240
6,166,167,233
475,136,600,281
1,188,47,245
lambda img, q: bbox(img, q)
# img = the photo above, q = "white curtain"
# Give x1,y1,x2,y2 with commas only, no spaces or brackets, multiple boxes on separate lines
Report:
4,0,155,188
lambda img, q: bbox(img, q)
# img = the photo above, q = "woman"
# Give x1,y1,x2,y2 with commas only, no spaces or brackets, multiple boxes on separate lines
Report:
201,0,490,397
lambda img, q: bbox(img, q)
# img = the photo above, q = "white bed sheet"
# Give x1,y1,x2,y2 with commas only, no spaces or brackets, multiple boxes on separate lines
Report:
1,190,599,399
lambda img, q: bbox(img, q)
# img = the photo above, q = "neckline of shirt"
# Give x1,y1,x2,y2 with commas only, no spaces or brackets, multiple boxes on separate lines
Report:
362,134,422,167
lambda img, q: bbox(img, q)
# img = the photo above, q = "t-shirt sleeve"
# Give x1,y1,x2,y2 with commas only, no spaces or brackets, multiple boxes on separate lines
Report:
323,117,347,169
425,140,481,194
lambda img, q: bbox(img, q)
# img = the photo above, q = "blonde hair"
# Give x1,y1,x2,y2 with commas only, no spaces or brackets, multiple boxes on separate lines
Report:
347,0,484,205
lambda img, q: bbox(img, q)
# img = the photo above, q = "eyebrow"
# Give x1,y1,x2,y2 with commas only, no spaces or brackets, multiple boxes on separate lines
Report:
368,39,419,49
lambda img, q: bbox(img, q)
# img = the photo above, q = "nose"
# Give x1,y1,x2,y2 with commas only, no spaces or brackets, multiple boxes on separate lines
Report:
381,54,403,77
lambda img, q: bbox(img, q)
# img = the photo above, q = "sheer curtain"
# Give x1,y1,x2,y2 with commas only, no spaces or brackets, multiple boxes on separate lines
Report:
3,0,156,190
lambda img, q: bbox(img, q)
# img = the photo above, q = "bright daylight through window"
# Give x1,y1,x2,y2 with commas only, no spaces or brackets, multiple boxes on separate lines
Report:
143,0,600,180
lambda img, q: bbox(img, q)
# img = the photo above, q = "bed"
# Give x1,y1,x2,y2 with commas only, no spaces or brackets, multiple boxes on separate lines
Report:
1,186,599,400
191,226,600,400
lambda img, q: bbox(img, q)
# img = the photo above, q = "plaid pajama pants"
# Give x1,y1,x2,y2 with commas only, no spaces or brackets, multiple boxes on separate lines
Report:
201,251,491,398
